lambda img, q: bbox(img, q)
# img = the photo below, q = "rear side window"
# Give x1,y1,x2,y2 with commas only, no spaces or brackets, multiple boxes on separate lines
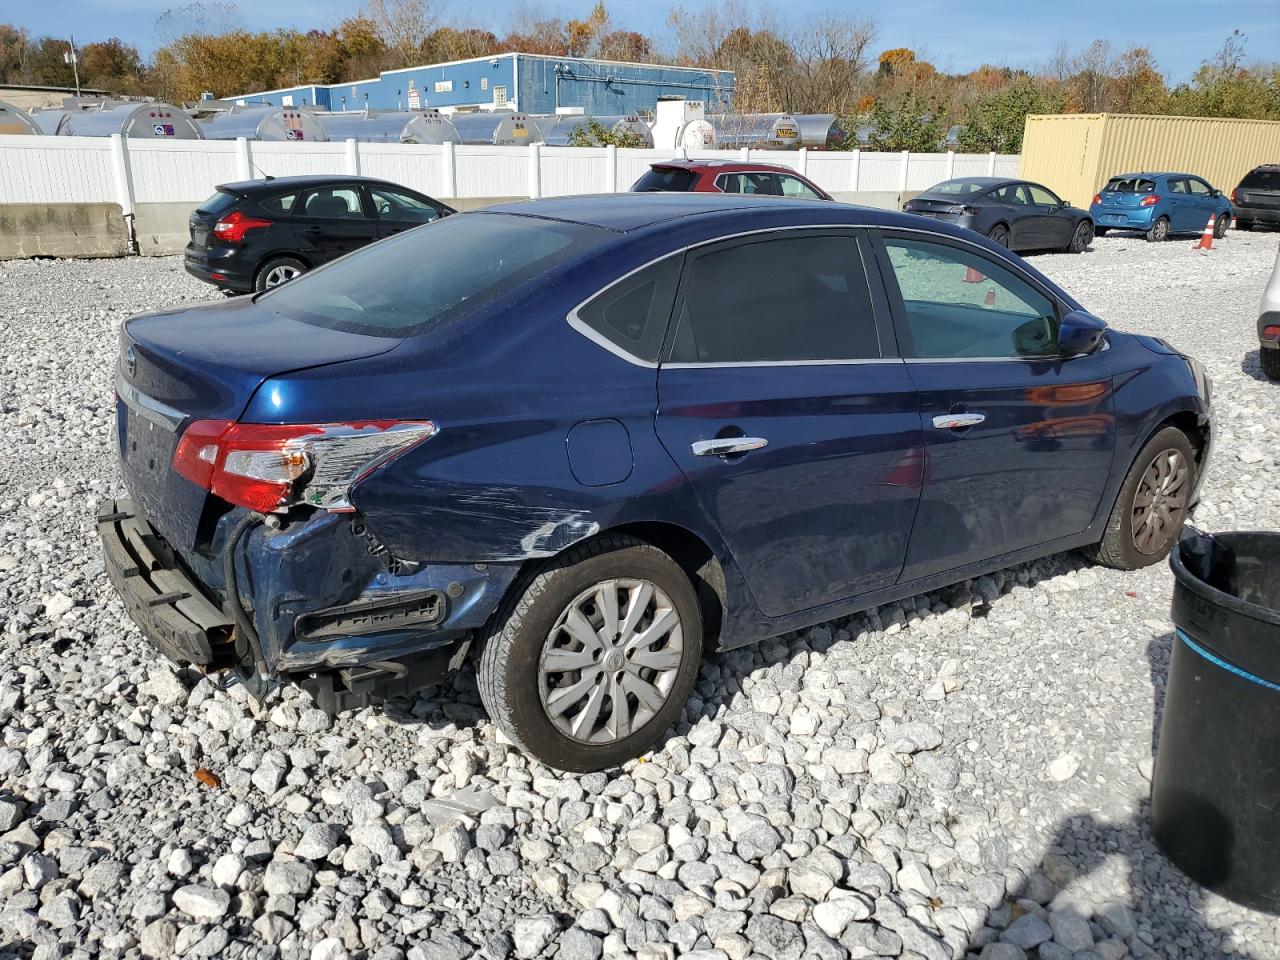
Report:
573,257,681,363
196,190,238,217
669,235,880,363
633,168,698,192
1240,168,1280,190
264,213,607,337
1103,177,1155,193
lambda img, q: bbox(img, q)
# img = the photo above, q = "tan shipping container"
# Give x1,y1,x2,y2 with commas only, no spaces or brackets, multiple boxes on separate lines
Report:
1020,113,1280,208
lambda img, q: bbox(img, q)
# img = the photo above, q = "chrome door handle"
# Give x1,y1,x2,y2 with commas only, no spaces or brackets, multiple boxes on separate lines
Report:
691,437,769,457
932,413,986,430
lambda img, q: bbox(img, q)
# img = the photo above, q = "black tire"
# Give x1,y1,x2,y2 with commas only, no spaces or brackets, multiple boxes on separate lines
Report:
1236,219,1254,232
254,256,307,292
987,224,1010,247
1213,213,1230,239
1067,220,1093,253
1094,226,1109,236
1084,426,1197,571
1145,216,1170,242
1262,347,1280,381
476,534,702,772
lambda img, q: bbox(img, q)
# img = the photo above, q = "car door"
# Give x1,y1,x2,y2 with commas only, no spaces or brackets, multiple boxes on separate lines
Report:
1026,183,1074,248
870,231,1116,583
292,183,381,264
1185,177,1217,230
367,185,447,238
654,230,924,618
1165,177,1192,232
989,183,1034,249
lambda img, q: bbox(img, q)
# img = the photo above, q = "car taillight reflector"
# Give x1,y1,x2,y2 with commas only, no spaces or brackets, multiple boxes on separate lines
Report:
1139,195,1160,207
212,209,272,244
1092,194,1102,205
172,420,437,513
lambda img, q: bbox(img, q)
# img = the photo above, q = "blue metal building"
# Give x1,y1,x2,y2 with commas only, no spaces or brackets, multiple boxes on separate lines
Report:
230,52,734,116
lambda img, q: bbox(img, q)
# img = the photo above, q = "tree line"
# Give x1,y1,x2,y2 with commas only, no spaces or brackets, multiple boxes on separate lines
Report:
1,1,1277,152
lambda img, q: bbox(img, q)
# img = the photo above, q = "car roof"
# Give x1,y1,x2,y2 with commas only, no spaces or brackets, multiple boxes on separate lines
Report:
650,158,801,173
217,174,412,194
480,192,916,234
1108,172,1200,180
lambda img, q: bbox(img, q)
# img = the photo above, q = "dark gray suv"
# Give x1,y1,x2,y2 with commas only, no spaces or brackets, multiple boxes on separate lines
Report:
1233,165,1280,231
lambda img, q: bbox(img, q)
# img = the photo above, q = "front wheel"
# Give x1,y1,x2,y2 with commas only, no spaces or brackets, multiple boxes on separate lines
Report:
1214,213,1231,239
1067,221,1093,253
1145,216,1170,242
477,535,703,772
1084,426,1196,570
987,224,1010,247
254,256,307,292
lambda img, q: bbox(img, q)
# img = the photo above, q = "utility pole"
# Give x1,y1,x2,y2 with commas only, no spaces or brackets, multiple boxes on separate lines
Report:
64,36,81,97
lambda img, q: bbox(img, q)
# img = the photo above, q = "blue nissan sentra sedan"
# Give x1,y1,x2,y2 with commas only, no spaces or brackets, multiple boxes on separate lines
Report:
100,193,1213,771
1090,172,1233,241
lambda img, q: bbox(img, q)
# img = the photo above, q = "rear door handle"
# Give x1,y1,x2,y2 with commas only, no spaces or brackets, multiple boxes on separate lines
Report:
692,437,768,457
932,413,986,430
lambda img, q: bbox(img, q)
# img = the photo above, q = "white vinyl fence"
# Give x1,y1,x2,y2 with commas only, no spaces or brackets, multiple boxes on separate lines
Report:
0,134,1021,214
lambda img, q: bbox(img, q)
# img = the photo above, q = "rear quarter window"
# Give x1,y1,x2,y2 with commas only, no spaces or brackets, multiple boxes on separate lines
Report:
572,257,682,363
196,191,239,216
633,168,698,192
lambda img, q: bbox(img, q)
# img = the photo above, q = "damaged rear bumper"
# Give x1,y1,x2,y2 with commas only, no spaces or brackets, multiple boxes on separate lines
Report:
97,497,519,684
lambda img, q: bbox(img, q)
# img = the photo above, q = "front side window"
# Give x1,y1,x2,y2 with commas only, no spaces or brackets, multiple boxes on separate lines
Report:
369,187,442,223
574,257,681,363
1187,178,1211,196
669,235,880,363
264,213,608,337
1027,184,1060,206
881,237,1059,360
776,175,823,199
298,186,366,219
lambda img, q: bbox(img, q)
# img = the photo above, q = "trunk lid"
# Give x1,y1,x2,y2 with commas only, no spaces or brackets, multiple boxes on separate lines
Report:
119,296,400,552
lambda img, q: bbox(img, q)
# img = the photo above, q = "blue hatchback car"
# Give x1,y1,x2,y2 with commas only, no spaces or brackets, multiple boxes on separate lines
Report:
99,194,1213,770
1090,172,1233,242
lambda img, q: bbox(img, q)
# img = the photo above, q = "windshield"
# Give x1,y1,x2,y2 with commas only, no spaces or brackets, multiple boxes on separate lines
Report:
633,167,698,192
1102,177,1156,193
262,213,609,337
927,180,987,197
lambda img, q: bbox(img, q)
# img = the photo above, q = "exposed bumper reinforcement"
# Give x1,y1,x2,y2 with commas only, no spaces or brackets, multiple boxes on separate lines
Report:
96,498,233,666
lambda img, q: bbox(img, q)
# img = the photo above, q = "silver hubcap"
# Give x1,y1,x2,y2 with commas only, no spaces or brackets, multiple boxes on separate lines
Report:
1153,220,1167,240
1132,449,1189,554
264,264,300,287
538,578,684,744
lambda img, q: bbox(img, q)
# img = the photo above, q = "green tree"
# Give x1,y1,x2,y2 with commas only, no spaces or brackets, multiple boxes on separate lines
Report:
866,91,944,152
566,116,644,147
957,78,1060,153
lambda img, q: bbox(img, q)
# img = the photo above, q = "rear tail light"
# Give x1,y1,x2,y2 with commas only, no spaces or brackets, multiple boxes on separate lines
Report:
1263,325,1280,339
1139,195,1160,207
942,204,980,215
1231,188,1239,204
212,210,272,244
173,420,437,513
1092,194,1102,205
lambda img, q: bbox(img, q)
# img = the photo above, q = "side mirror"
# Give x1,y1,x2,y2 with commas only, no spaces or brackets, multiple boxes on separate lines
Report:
1060,198,1071,208
1058,309,1107,356
1210,189,1222,198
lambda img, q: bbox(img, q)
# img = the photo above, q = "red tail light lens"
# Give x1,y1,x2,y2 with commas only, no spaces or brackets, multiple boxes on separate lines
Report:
212,210,272,244
173,420,437,513
1092,194,1102,205
1139,195,1160,207
1231,188,1239,204
1263,325,1280,339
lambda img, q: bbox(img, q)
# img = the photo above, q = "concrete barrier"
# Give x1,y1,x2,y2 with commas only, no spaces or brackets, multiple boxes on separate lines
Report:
0,204,131,259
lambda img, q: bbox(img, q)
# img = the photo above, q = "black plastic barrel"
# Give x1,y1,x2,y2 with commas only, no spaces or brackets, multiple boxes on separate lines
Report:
1152,529,1280,913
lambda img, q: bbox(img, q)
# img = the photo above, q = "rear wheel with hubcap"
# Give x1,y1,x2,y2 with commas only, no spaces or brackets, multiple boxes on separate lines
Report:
1084,426,1196,570
1067,220,1093,253
987,224,1010,247
477,535,702,772
254,256,307,292
1145,216,1170,242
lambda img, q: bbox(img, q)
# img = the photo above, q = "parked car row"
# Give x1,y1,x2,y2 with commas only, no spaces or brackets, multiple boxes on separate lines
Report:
110,165,1220,771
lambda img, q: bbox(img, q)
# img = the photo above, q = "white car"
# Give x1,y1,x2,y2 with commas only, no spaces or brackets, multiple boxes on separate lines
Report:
1261,242,1280,381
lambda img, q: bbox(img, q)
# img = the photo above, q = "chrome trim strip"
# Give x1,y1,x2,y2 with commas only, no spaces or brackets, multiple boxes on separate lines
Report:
563,222,1067,369
116,374,186,430
664,358,901,369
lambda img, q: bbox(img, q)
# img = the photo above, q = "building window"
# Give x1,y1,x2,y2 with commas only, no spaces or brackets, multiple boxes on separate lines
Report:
481,77,488,91
493,85,508,107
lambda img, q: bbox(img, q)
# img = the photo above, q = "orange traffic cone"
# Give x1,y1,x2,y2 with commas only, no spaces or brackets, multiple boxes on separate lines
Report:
1194,214,1216,252
964,265,985,283
983,287,996,308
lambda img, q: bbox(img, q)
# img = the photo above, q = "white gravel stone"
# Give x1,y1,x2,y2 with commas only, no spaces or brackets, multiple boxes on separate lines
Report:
172,884,230,920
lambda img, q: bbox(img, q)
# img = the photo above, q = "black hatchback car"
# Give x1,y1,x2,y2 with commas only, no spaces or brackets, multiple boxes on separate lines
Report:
1232,165,1280,231
184,175,454,293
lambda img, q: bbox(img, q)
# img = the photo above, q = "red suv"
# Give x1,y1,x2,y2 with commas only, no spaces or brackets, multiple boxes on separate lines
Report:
631,159,832,200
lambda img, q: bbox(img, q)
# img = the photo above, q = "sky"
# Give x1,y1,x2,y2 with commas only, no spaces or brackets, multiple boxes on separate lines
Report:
9,0,1280,83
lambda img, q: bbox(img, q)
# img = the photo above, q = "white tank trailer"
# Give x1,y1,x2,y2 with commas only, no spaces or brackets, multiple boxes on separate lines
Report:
45,101,203,139
0,99,42,135
315,109,460,145
450,111,543,146
536,114,655,148
199,105,328,142
710,114,803,150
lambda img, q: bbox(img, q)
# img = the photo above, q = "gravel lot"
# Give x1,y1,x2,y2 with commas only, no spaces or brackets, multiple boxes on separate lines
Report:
1,230,1278,960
